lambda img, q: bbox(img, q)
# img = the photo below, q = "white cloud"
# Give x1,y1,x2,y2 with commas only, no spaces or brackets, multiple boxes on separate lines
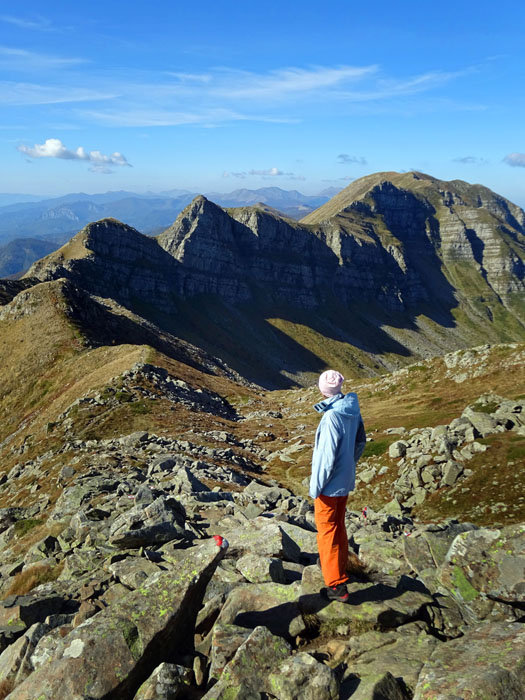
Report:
503,153,525,168
17,138,132,171
223,167,305,181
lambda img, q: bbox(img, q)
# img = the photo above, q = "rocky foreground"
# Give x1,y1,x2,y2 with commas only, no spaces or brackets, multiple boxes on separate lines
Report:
0,426,523,699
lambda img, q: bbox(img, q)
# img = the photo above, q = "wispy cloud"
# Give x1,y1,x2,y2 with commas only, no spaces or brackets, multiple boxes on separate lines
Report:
79,63,480,128
0,81,117,106
1,55,482,130
212,65,378,100
503,153,525,168
17,138,132,173
223,167,305,181
0,14,56,32
0,46,86,71
453,156,489,165
83,106,295,128
337,154,367,165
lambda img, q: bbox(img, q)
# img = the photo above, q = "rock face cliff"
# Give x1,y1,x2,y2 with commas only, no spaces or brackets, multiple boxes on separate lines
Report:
23,172,525,386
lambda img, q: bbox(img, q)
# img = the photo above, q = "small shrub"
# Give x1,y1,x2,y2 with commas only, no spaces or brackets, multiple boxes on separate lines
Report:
115,391,133,403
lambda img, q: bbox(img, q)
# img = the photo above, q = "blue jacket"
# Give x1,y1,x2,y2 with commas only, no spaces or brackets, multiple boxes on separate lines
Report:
309,392,366,499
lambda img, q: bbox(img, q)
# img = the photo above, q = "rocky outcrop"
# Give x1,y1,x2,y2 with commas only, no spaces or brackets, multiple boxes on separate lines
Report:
0,427,523,699
24,172,525,320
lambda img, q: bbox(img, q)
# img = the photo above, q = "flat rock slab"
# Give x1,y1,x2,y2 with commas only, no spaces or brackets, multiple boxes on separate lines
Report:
221,518,303,563
357,537,412,577
7,539,226,700
342,622,438,693
413,621,525,700
438,524,525,603
299,580,433,636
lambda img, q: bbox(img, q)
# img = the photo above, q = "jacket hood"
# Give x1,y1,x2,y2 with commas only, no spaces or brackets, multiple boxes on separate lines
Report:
314,392,360,416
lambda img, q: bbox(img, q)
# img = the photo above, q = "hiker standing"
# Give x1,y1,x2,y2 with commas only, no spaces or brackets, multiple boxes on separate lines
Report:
310,370,366,601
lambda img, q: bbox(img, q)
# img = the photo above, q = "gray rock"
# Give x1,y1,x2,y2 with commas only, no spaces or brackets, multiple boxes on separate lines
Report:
462,407,499,437
133,662,192,699
441,461,463,486
215,581,305,639
389,441,408,458
8,538,227,700
201,626,291,700
109,496,187,548
438,524,525,604
267,652,340,699
413,621,525,700
341,671,411,700
235,554,286,584
208,623,251,681
108,557,162,589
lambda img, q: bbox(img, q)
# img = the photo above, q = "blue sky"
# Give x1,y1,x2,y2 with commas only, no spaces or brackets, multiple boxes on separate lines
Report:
1,0,525,205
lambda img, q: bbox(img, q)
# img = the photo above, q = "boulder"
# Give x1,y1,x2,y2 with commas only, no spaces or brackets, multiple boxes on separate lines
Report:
235,554,286,584
109,496,187,548
413,621,525,700
215,581,305,639
133,662,192,699
7,538,227,700
222,519,303,563
0,622,49,686
341,622,437,694
267,652,340,699
404,522,477,576
341,671,411,700
108,557,162,589
462,407,499,437
201,626,291,699
208,623,251,681
300,570,433,637
389,441,408,459
438,524,525,604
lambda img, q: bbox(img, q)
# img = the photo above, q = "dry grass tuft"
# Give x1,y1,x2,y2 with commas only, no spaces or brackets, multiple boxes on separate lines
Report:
4,561,64,597
0,679,15,700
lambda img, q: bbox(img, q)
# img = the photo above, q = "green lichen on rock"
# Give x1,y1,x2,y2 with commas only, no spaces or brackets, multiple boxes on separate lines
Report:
451,566,479,602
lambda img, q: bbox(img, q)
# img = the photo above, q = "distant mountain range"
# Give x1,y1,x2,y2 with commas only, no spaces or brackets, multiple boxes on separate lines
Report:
0,186,340,276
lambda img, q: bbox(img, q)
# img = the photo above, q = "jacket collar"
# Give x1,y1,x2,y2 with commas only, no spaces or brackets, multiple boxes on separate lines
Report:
313,392,344,413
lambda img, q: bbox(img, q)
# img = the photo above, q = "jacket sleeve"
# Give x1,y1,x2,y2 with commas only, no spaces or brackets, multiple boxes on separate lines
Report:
309,413,341,499
354,418,366,462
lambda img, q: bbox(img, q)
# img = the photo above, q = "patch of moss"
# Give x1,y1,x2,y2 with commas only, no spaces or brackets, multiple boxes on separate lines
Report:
451,566,479,602
14,518,42,538
362,439,390,458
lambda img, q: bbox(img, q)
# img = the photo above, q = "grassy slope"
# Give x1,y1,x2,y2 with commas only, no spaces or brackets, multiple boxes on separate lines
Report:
252,342,525,526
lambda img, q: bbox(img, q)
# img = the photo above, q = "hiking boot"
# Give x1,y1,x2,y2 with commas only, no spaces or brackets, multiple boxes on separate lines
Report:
324,583,349,602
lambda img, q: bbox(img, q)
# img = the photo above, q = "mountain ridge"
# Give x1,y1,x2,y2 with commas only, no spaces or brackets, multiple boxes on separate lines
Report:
19,170,525,387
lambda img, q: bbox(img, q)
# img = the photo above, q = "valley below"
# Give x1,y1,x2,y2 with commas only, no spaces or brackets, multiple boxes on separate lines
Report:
0,171,524,699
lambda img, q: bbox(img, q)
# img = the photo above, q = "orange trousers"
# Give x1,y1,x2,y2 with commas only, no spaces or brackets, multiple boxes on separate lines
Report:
314,494,349,587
